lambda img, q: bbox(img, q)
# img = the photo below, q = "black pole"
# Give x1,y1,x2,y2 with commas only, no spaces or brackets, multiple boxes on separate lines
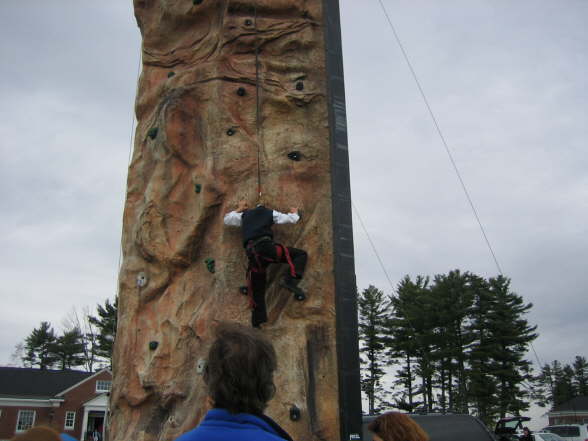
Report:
323,1,363,440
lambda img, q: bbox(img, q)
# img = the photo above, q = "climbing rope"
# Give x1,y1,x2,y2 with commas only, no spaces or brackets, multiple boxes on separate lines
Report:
254,3,263,200
116,43,143,292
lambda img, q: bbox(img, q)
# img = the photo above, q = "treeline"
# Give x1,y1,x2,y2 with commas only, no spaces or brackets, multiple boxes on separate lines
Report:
13,298,117,372
358,270,538,425
536,356,588,408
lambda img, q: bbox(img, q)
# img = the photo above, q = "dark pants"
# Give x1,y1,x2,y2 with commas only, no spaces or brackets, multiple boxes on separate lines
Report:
247,240,307,327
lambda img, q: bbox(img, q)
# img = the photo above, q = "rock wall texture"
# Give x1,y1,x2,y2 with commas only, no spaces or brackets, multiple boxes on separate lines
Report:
110,1,346,440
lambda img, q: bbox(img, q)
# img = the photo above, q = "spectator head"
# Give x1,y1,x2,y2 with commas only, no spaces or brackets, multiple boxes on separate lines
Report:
203,322,277,414
11,426,61,441
368,412,429,441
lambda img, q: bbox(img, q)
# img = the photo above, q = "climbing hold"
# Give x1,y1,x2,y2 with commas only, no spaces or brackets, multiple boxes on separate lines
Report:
149,341,159,351
296,81,304,91
239,286,248,295
196,358,207,375
290,405,301,421
137,272,148,288
245,19,253,27
193,0,203,5
148,127,159,140
195,184,202,193
287,151,301,161
167,71,175,78
226,128,235,136
204,258,215,273
236,87,246,97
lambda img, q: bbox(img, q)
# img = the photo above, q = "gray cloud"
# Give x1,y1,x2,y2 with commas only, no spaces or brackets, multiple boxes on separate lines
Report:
0,1,586,427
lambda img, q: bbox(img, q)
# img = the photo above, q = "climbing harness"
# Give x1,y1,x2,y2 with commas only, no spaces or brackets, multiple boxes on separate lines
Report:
244,237,297,307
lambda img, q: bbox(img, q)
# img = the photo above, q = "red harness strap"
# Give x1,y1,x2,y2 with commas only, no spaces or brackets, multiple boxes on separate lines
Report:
279,244,297,278
244,241,297,309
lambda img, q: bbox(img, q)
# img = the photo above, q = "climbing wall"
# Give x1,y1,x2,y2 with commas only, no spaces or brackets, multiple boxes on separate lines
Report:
110,1,360,440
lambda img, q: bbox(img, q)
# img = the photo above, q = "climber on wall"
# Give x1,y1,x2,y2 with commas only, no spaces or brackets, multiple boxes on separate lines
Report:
224,199,308,328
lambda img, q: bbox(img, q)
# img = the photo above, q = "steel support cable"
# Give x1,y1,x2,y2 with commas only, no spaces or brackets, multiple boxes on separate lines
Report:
370,0,544,371
352,201,396,294
352,201,422,340
375,0,503,276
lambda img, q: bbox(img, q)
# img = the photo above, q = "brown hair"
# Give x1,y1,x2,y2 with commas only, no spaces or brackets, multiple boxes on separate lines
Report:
11,426,61,441
203,322,277,415
368,412,429,441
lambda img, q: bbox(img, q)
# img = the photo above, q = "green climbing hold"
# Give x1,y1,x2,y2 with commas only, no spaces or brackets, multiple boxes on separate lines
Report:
193,0,203,5
195,184,202,193
148,127,159,139
167,71,176,78
205,258,215,273
149,341,159,351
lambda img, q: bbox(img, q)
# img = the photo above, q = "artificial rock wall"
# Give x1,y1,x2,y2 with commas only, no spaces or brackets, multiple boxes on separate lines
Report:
110,1,346,440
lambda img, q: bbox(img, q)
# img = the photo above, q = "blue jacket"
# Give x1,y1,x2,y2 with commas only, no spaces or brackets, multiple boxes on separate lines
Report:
175,409,290,441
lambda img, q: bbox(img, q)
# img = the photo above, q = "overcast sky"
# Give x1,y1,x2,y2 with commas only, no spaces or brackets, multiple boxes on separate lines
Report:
1,0,586,429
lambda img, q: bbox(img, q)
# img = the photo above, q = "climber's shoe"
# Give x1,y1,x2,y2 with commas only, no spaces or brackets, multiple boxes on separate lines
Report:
280,276,306,301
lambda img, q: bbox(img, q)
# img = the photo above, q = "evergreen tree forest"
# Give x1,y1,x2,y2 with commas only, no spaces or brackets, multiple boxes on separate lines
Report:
358,270,539,425
536,355,588,409
15,297,117,372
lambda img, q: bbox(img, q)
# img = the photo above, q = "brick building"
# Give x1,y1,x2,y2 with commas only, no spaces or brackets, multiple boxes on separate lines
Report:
548,396,588,425
0,367,112,441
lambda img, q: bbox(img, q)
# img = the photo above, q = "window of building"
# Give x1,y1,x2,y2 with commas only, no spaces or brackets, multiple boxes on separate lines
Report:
16,410,36,432
96,380,112,392
64,411,76,430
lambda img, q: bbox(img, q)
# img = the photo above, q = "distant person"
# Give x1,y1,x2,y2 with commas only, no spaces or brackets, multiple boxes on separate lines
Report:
11,426,61,441
520,427,532,441
174,322,293,441
368,412,429,441
224,199,308,327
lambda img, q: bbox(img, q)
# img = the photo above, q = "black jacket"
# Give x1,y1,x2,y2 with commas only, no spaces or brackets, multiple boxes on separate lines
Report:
241,205,274,246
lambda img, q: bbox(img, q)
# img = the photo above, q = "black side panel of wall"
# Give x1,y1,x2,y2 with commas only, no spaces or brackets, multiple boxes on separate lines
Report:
323,1,363,440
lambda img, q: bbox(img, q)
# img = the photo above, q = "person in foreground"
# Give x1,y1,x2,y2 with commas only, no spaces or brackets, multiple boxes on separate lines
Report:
174,322,293,441
368,412,429,441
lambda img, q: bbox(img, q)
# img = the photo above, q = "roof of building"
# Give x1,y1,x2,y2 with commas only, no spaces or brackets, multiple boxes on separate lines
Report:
0,367,94,399
552,396,588,412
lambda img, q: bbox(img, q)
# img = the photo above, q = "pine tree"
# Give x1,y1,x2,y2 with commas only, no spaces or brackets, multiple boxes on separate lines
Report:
53,328,85,370
88,297,118,368
467,274,500,423
536,362,556,408
536,356,588,408
485,275,538,417
558,364,576,404
429,270,475,413
572,356,588,396
23,322,58,369
387,275,435,411
358,285,390,414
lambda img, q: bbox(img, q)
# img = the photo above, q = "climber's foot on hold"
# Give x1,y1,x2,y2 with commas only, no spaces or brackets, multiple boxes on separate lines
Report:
280,276,306,301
